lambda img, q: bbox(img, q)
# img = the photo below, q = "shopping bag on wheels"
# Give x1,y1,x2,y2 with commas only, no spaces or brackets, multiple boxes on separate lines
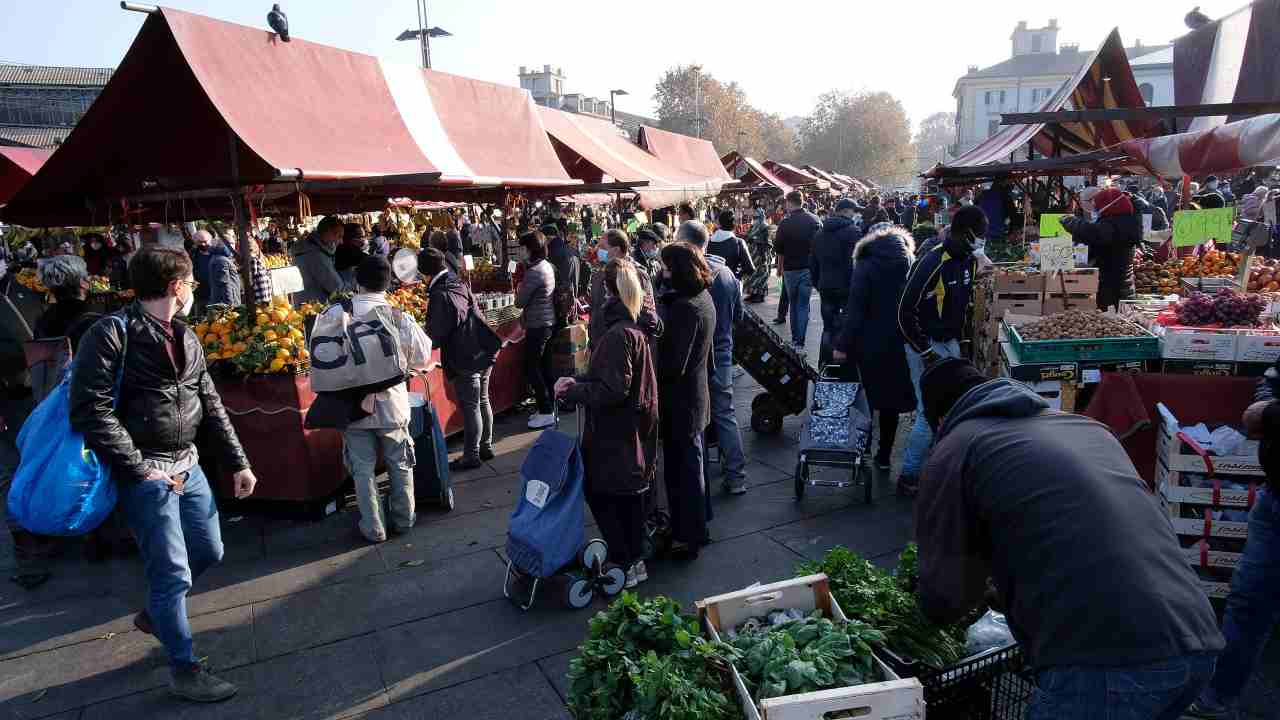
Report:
409,391,452,510
506,428,584,579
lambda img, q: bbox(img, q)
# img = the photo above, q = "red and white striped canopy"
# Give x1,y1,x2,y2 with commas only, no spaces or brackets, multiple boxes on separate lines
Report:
721,151,794,195
1122,113,1280,178
1175,0,1280,131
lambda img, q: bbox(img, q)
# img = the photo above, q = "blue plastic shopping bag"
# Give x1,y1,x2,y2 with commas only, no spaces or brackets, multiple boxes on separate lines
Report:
6,315,126,536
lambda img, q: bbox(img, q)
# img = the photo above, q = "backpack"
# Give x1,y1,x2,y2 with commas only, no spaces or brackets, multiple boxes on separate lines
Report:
308,298,409,394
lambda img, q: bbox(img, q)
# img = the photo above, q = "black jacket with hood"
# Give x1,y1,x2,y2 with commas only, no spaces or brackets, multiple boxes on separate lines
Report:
916,378,1224,670
1060,211,1141,310
836,228,916,412
809,214,861,294
897,229,976,353
425,271,502,378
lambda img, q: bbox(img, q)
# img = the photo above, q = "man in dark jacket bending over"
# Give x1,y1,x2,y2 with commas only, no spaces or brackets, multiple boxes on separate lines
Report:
916,359,1223,720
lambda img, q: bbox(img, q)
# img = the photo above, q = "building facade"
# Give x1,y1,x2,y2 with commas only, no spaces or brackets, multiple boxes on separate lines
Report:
952,20,1171,156
0,63,113,148
517,64,656,139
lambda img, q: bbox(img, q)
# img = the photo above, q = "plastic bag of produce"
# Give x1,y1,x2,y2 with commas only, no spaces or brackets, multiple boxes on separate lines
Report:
965,609,1015,655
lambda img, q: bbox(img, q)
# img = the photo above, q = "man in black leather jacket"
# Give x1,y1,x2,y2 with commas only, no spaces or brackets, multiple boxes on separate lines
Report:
70,247,256,704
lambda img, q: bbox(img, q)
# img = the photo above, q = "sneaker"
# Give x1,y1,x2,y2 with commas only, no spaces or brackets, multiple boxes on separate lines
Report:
449,456,485,471
771,316,786,325
723,480,748,495
896,474,919,497
527,412,557,429
625,560,649,588
479,447,495,461
1185,701,1234,719
134,610,156,637
874,453,892,472
169,665,238,703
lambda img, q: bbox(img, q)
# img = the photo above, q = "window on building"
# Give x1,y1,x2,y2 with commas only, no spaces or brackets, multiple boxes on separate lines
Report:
1032,35,1043,53
1139,83,1154,104
985,91,993,105
999,90,1007,105
988,119,1000,137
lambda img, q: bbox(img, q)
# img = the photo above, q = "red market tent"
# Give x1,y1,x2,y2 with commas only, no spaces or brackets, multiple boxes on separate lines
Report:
0,147,50,205
720,151,794,195
636,126,733,184
1175,0,1280,131
2,6,574,226
931,29,1161,177
802,165,851,191
764,161,829,190
539,106,722,210
1121,112,1280,178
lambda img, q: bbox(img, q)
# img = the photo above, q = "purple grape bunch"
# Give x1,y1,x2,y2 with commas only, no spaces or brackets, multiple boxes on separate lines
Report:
1174,289,1267,327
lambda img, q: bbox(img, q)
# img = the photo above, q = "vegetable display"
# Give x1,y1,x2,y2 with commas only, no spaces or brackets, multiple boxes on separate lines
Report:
1170,289,1267,328
566,593,739,720
1014,309,1146,340
728,610,884,701
798,546,967,669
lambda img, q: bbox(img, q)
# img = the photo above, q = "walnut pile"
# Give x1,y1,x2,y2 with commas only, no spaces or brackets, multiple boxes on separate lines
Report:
1016,309,1145,340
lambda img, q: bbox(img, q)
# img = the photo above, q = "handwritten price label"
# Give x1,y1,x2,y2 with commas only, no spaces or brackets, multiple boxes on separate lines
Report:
1039,213,1071,238
1173,208,1235,247
1040,236,1075,273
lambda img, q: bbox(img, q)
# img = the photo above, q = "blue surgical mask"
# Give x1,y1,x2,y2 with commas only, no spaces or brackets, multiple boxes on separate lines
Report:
597,249,609,263
643,248,658,260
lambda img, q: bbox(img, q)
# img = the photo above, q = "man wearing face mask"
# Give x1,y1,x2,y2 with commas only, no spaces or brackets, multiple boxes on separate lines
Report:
895,205,986,497
589,229,663,350
70,247,257,703
293,215,347,304
1060,187,1140,311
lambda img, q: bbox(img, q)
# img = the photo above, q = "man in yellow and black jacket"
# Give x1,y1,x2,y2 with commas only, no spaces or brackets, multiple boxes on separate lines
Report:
893,205,987,496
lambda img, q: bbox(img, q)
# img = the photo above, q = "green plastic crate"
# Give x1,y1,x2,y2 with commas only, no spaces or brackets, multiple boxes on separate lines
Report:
1003,320,1160,362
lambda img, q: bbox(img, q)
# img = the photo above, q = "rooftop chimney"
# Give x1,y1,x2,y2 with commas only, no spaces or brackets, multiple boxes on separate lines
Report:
1016,20,1027,29
519,65,527,75
1134,38,1143,47
1048,18,1058,28
1060,43,1080,54
543,64,550,73
967,65,979,74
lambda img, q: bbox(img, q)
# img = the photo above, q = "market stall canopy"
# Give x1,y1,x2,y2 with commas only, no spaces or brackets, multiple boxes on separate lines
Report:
539,106,721,210
802,165,850,191
1121,112,1280,178
636,126,733,183
2,6,574,226
928,29,1161,179
1175,0,1280,132
0,147,50,205
763,161,829,190
721,151,794,195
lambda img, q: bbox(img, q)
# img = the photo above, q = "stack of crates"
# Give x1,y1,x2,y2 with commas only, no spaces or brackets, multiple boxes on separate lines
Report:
1155,403,1261,605
974,269,1042,376
550,323,589,379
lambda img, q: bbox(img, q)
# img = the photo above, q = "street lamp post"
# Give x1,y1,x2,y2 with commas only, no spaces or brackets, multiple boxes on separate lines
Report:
609,89,628,126
396,0,451,69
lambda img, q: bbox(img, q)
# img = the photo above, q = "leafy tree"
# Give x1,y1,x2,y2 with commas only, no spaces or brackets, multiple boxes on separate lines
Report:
652,65,795,162
913,111,956,175
795,91,914,187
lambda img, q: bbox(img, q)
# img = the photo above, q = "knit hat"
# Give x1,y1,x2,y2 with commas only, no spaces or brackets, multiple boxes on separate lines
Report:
1091,187,1135,218
921,358,989,431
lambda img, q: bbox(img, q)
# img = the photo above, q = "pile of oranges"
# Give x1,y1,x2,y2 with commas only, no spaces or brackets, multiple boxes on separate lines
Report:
194,297,321,375
387,285,429,323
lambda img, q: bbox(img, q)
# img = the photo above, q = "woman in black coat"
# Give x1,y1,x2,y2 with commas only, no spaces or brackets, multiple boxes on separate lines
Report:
656,242,716,557
834,226,917,470
1060,188,1141,310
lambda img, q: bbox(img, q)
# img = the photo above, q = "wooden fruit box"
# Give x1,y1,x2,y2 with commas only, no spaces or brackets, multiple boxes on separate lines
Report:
698,574,924,720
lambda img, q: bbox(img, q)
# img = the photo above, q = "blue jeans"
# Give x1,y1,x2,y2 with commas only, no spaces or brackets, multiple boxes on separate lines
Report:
901,339,962,476
1200,488,1280,710
706,352,746,487
784,270,812,346
118,464,223,671
1028,654,1217,720
818,289,849,368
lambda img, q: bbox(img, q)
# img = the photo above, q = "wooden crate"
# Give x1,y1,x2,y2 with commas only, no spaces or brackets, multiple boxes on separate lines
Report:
699,575,924,720
1042,292,1097,315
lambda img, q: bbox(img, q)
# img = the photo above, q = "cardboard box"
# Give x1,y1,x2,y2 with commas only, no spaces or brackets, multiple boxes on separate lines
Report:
1025,379,1076,411
1161,359,1237,376
992,270,1044,293
990,293,1043,319
1001,340,1078,383
1235,328,1280,363
549,349,588,376
1042,292,1097,315
1156,326,1239,361
1058,268,1100,294
1236,361,1272,378
698,575,923,720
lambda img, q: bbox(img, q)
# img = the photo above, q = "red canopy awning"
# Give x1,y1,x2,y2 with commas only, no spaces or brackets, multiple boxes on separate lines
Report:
802,165,851,191
932,29,1161,176
764,161,829,190
0,147,50,205
539,107,721,210
2,6,573,226
721,151,794,195
636,126,732,183
1121,112,1280,178
1175,0,1280,131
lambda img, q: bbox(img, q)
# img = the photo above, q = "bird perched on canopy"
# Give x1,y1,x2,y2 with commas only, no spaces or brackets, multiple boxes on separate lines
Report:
267,4,289,42
1185,6,1212,30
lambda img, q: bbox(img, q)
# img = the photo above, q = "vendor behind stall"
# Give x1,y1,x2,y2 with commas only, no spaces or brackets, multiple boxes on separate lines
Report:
1061,187,1141,311
915,359,1224,720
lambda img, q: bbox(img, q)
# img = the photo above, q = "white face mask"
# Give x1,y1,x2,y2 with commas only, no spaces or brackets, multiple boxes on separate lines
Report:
179,283,195,317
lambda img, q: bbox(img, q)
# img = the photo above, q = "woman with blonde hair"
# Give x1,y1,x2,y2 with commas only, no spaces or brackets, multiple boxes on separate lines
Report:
555,258,660,587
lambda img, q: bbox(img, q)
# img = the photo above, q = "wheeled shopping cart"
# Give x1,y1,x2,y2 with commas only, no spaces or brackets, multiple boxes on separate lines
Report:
795,366,873,503
732,307,818,434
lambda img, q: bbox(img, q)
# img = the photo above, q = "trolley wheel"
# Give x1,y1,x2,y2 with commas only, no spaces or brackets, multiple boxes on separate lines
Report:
599,565,627,597
580,539,609,572
440,487,455,513
751,398,784,435
565,573,595,609
794,460,807,501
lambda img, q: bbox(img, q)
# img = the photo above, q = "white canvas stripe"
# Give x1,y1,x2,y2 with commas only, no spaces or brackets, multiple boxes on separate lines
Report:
1190,5,1253,132
1143,137,1185,178
377,58,475,180
1237,114,1280,168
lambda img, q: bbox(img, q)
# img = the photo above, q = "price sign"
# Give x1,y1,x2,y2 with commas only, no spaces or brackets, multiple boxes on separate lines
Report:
506,260,518,274
269,266,304,295
1039,213,1071,238
462,254,475,271
1173,207,1235,247
1039,236,1075,273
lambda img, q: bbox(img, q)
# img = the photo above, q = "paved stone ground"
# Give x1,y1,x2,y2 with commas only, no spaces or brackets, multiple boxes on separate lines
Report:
0,287,1274,719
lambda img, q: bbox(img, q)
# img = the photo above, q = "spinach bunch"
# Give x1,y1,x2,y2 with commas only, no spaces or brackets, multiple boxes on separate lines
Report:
567,593,739,720
730,611,885,701
798,545,968,669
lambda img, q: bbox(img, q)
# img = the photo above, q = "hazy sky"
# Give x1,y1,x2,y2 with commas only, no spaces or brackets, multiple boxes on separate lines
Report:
0,0,1246,132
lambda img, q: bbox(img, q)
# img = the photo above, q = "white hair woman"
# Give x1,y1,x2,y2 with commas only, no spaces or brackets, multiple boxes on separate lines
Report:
34,254,98,349
554,259,660,587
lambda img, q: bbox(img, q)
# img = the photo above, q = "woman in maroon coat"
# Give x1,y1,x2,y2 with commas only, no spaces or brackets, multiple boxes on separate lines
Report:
555,259,660,588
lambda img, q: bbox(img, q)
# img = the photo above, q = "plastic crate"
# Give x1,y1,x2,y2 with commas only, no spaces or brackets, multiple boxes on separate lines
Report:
1003,320,1160,362
876,644,1033,720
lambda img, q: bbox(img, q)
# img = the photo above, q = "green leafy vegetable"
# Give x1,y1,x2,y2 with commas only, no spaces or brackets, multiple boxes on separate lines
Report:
566,593,739,720
728,610,883,701
797,545,969,669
